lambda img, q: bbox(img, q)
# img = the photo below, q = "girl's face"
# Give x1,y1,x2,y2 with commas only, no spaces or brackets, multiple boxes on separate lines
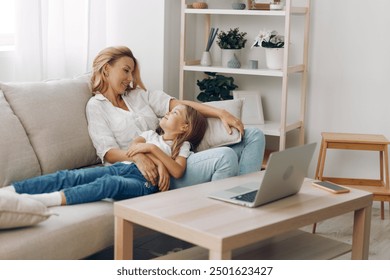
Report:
160,105,188,138
105,56,134,95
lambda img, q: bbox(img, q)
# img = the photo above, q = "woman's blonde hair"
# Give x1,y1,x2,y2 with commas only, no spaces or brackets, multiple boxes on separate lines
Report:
91,46,146,94
157,105,208,159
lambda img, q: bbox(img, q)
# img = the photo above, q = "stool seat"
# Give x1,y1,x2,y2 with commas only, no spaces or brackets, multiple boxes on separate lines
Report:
315,132,390,219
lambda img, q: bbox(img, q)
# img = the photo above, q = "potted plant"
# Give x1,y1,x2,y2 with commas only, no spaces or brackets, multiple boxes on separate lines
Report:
196,72,238,102
251,29,285,69
216,28,247,67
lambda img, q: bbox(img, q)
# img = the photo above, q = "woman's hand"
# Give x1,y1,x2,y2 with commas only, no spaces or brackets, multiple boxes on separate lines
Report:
219,109,244,136
132,154,159,186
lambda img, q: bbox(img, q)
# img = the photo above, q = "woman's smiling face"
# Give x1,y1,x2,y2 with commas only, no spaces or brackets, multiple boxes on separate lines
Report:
105,56,134,95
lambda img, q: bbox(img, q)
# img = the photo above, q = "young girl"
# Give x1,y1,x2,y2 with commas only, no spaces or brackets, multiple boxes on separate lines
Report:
2,104,207,207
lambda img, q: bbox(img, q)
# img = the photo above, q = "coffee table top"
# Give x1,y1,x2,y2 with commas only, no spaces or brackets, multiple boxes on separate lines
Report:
114,171,372,251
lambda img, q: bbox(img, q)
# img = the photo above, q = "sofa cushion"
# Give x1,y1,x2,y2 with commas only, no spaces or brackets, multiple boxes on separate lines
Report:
0,90,41,187
0,77,100,175
0,192,54,229
0,201,114,260
197,99,243,152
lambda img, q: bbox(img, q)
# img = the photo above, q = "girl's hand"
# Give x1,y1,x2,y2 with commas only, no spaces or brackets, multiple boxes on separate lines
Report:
219,109,244,136
157,163,170,192
126,143,154,157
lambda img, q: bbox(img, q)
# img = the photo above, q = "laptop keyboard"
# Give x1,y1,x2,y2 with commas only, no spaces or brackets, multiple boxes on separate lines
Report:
232,190,258,202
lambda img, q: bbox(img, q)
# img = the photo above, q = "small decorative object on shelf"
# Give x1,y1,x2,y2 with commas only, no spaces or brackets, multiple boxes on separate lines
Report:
233,90,265,125
232,2,246,10
249,59,258,69
252,29,285,69
227,54,241,68
217,28,247,67
196,72,238,102
200,27,218,66
247,0,270,10
270,0,285,10
192,2,208,9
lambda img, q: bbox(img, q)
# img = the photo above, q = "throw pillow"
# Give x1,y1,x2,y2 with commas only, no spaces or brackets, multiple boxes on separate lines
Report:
0,77,100,175
0,90,41,187
0,192,55,229
197,99,243,152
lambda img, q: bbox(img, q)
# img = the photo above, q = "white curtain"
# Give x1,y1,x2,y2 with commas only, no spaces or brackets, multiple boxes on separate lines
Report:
14,0,108,82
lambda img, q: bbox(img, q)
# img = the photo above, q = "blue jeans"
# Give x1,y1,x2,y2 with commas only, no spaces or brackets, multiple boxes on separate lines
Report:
171,127,265,189
13,163,158,205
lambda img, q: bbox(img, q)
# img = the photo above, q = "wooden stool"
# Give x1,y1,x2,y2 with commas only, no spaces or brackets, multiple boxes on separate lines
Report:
316,132,390,220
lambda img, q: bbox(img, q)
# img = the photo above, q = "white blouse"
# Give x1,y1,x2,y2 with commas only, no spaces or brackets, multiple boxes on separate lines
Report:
86,88,172,163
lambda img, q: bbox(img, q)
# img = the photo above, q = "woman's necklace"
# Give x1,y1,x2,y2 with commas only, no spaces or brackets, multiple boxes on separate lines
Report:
105,94,128,111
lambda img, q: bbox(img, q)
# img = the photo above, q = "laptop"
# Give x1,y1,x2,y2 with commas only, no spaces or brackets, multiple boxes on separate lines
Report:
208,143,317,207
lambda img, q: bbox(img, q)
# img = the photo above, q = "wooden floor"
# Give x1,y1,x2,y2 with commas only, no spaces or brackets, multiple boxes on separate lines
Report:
301,201,390,260
88,201,390,260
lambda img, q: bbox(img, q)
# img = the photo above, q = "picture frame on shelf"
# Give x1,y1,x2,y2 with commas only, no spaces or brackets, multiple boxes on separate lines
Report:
247,0,270,10
233,90,264,125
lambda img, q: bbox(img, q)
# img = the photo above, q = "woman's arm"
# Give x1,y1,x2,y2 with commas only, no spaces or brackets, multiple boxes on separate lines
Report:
170,99,244,135
127,143,187,179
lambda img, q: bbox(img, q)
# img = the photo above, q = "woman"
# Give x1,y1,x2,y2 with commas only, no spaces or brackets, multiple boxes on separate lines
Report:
4,104,207,206
87,46,265,190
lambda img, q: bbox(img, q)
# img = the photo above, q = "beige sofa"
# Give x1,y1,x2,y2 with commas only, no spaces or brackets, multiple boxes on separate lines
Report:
0,75,243,260
0,76,117,260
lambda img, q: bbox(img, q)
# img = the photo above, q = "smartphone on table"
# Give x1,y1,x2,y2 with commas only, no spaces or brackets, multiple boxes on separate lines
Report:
312,181,350,194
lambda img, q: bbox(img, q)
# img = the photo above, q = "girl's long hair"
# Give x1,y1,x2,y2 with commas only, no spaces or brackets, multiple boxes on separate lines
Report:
91,46,146,94
157,106,208,159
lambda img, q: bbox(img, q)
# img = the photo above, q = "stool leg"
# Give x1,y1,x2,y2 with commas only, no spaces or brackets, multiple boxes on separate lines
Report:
317,140,328,180
384,145,390,189
315,138,326,180
381,202,384,220
312,223,317,234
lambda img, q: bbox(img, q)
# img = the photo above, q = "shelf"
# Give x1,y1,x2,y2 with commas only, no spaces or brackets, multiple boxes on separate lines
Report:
180,0,311,151
154,229,351,260
185,7,308,16
245,120,302,136
183,64,305,77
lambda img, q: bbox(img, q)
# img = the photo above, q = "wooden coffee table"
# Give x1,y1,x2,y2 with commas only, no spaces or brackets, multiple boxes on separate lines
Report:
114,172,372,260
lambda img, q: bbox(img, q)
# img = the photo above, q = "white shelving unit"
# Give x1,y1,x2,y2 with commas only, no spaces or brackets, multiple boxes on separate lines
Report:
179,0,311,151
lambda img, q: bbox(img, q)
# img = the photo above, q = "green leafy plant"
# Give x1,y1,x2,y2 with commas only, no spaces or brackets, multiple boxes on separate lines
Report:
196,72,238,102
216,28,247,49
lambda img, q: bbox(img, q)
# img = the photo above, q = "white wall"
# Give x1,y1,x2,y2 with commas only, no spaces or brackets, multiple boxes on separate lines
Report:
305,0,390,178
104,0,165,92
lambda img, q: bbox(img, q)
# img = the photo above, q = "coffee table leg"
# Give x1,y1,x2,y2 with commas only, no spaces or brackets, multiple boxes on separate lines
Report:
209,250,232,260
351,205,371,260
115,216,134,260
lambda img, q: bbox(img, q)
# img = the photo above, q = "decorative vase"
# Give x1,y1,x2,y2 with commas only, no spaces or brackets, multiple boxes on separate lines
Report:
227,54,241,68
264,47,284,70
232,3,246,10
200,51,212,66
221,49,241,68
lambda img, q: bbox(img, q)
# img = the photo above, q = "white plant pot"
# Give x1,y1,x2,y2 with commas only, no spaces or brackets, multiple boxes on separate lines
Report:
221,49,241,68
265,48,284,70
